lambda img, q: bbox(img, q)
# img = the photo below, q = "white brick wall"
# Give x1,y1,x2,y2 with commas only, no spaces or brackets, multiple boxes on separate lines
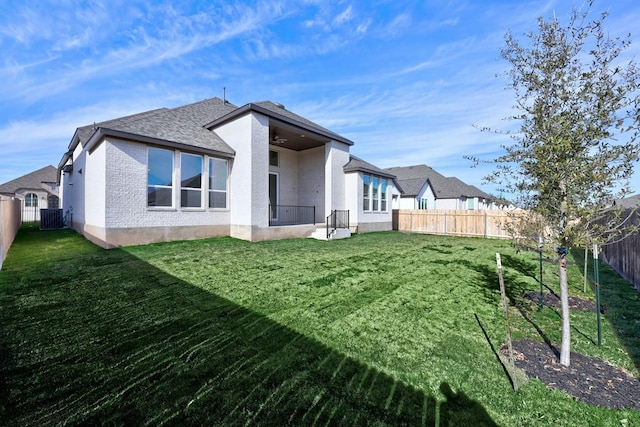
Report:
102,138,230,229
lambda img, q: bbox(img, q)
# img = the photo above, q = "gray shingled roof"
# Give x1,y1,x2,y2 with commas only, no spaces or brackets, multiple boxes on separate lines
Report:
384,164,492,199
73,108,170,149
615,194,640,209
0,165,57,194
97,98,237,156
343,155,396,178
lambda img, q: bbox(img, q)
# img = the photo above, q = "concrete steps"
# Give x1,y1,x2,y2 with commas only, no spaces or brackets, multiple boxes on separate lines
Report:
309,227,351,240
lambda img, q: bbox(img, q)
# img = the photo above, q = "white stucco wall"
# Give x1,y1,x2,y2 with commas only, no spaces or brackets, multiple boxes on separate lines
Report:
215,111,269,240
298,145,325,222
324,141,349,216
84,141,106,229
346,171,394,233
269,146,299,206
63,142,87,231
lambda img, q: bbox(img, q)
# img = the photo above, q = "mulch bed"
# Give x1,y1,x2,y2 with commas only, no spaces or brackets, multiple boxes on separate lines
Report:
502,339,640,409
508,292,639,408
522,291,599,312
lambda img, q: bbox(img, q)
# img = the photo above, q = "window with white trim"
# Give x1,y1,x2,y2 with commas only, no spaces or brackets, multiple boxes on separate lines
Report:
363,174,389,212
372,176,379,211
25,193,38,207
147,147,174,207
363,174,371,211
381,178,388,211
181,153,203,208
209,158,228,209
417,198,428,210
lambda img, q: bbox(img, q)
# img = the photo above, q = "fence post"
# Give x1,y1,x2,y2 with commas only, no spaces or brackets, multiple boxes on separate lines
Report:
484,211,488,238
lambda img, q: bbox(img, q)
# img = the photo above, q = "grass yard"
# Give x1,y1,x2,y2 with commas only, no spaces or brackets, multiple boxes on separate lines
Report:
1,225,639,426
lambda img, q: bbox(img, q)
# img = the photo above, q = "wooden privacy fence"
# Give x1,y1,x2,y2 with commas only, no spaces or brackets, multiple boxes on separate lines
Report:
600,208,640,291
0,195,22,269
392,209,524,239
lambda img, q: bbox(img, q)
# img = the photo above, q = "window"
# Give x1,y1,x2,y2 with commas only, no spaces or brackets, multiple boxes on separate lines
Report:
47,195,60,209
269,150,279,167
363,174,371,211
25,193,38,207
209,158,228,209
148,147,174,207
363,174,390,212
418,198,428,210
181,153,203,208
372,176,379,211
381,178,388,211
467,198,474,210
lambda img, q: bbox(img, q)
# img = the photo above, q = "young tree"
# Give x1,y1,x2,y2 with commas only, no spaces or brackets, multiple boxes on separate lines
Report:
479,2,640,366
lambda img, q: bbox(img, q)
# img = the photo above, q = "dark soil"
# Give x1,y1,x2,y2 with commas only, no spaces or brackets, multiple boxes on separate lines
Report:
522,291,599,313
502,339,640,410
510,292,637,408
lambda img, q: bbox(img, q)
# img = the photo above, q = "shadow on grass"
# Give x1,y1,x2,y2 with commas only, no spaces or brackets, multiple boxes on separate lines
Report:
474,314,517,390
0,229,497,426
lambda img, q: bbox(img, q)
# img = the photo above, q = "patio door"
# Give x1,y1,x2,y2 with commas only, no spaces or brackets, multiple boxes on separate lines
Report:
269,172,279,220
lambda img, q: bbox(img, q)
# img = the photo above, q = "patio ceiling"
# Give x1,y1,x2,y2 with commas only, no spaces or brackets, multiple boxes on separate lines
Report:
269,120,329,151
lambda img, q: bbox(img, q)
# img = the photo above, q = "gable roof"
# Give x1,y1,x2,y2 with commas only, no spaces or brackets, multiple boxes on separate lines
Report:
205,101,355,146
384,164,492,200
0,165,57,195
343,155,401,192
87,98,237,157
614,194,640,209
59,98,239,172
343,155,396,178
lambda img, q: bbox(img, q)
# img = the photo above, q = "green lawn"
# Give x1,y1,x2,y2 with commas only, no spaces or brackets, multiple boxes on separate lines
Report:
1,225,638,426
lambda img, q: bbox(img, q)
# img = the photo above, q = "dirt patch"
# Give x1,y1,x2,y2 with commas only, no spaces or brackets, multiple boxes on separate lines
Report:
502,339,640,409
522,291,600,312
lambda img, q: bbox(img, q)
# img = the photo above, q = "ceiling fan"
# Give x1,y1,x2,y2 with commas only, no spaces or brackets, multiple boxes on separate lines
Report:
272,134,288,144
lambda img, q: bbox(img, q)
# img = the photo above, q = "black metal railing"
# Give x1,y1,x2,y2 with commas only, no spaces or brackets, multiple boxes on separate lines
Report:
269,205,316,226
326,210,349,239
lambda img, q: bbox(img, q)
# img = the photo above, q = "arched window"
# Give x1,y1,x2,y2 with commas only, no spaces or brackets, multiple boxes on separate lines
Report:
47,195,60,209
25,193,38,207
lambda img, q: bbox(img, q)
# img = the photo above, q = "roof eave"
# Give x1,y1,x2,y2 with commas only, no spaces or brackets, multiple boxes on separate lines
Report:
85,128,236,159
205,103,355,146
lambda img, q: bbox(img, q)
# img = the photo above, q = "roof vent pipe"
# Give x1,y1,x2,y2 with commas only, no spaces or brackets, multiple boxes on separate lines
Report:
274,102,285,109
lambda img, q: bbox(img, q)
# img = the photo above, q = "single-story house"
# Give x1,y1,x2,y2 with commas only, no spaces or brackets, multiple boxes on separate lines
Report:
58,97,399,248
383,164,495,210
0,165,60,221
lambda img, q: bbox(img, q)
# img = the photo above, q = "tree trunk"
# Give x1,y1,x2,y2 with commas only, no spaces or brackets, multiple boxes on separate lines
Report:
559,253,571,366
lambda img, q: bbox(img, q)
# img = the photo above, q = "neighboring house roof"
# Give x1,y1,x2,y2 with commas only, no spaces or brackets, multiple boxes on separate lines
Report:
205,101,355,146
0,165,57,195
614,194,640,209
384,164,492,200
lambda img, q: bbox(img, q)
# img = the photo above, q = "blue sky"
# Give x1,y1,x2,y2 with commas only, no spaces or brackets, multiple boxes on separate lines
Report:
1,0,639,197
